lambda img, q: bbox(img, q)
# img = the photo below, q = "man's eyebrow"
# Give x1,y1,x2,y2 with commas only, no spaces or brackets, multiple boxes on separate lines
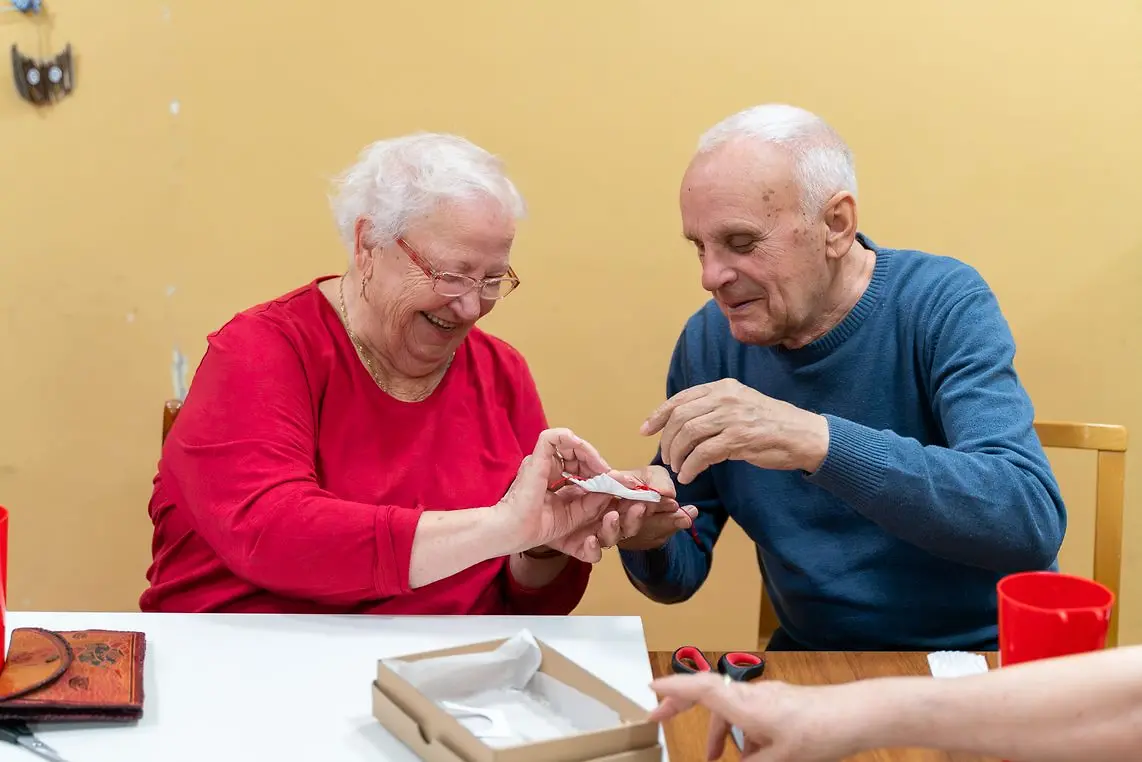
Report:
719,225,762,239
684,226,759,243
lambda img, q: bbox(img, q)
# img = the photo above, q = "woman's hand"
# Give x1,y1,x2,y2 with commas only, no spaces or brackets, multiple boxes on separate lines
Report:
648,672,868,762
498,428,623,563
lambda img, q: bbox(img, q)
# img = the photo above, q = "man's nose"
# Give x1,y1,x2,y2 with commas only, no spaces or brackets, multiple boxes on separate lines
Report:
700,252,736,293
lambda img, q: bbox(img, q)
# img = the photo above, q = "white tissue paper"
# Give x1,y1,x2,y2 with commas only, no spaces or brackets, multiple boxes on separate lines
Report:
560,473,662,502
927,651,990,678
381,630,623,748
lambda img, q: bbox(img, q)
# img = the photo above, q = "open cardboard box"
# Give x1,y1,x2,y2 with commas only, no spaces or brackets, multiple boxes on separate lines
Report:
371,633,662,762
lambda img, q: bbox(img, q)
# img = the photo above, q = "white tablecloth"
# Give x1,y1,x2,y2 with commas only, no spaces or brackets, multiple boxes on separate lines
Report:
0,612,667,762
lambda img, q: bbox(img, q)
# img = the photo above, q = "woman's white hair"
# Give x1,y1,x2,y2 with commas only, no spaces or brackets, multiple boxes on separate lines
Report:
329,132,526,254
697,104,858,216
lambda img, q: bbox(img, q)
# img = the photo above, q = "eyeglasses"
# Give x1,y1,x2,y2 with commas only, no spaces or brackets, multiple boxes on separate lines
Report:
395,237,521,301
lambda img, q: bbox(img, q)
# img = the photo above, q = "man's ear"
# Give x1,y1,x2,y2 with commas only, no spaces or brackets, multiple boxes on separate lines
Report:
822,192,858,260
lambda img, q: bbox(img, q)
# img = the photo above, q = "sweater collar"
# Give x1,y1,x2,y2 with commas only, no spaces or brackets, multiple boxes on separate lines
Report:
776,232,890,360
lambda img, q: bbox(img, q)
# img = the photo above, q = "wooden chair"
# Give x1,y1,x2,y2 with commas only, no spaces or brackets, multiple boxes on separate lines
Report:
1033,420,1128,648
758,419,1129,649
162,399,182,444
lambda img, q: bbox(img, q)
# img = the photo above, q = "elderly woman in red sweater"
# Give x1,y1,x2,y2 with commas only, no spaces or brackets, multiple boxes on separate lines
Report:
140,132,687,615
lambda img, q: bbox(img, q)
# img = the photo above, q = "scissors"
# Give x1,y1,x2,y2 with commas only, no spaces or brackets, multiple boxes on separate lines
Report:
671,645,766,751
0,721,69,762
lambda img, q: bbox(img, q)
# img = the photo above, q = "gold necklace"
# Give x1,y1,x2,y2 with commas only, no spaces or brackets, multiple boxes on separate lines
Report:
337,274,453,402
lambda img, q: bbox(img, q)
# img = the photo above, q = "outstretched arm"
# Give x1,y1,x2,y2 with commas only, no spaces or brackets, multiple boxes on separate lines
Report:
619,329,730,604
618,452,727,604
650,646,1142,762
868,646,1142,761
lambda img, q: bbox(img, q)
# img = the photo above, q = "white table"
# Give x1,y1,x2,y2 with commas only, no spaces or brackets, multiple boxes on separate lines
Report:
0,612,667,762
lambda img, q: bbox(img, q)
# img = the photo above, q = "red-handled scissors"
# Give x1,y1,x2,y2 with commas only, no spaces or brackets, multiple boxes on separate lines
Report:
670,645,765,751
671,645,765,682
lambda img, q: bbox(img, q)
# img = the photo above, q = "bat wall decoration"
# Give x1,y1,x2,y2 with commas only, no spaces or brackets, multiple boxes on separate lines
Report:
11,43,74,105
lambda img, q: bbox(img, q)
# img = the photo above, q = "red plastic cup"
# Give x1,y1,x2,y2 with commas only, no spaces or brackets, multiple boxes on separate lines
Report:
997,570,1114,667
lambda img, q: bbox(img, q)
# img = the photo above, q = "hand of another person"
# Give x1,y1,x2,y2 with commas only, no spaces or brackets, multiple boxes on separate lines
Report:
648,672,866,762
603,466,699,550
498,428,624,563
641,379,831,484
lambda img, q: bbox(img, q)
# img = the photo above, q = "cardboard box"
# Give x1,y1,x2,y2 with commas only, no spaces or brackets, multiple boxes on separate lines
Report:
372,636,662,762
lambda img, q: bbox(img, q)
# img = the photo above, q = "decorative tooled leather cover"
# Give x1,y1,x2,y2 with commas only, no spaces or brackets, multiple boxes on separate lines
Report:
0,628,145,722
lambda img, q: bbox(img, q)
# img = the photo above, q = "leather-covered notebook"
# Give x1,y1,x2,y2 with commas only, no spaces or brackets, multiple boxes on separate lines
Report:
0,627,145,722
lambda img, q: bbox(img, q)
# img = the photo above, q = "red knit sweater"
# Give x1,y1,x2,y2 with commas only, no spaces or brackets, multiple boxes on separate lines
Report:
139,278,590,615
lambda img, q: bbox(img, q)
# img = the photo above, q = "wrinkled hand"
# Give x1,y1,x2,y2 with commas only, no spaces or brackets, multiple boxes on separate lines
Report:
640,379,831,484
542,493,623,561
603,466,698,550
499,428,623,563
649,672,866,762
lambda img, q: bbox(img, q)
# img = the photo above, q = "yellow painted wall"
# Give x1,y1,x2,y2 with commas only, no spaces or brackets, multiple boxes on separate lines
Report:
1,1,1138,652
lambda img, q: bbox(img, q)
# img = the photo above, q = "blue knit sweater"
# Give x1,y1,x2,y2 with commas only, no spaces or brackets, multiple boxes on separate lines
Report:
620,234,1066,651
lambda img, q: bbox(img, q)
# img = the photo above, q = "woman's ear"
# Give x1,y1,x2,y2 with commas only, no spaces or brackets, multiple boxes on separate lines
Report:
352,216,374,275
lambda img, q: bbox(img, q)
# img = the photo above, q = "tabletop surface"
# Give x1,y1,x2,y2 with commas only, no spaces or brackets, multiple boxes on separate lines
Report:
649,650,1001,762
0,612,667,762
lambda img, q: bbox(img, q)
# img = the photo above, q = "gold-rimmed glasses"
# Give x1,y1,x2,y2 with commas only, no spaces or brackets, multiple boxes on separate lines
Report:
395,237,520,300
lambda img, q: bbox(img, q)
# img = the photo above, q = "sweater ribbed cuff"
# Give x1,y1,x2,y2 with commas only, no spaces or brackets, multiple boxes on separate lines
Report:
804,414,889,511
619,545,671,584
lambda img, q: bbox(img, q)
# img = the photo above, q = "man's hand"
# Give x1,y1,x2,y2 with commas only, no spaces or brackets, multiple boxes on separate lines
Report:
640,379,830,484
604,466,699,551
648,672,867,762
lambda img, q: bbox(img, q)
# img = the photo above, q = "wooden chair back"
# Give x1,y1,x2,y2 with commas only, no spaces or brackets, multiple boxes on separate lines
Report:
758,419,1129,649
1032,420,1128,648
162,399,182,444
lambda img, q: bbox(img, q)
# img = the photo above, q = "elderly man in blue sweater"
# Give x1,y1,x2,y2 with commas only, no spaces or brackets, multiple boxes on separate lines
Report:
617,104,1066,651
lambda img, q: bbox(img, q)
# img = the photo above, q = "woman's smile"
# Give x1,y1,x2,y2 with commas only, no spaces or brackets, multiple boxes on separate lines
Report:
422,311,459,332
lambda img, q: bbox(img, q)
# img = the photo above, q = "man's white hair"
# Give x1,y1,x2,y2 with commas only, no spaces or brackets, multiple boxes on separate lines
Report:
697,104,857,216
329,132,526,254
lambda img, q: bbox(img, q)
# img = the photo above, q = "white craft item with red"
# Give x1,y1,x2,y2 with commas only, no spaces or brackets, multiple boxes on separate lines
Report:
558,473,662,502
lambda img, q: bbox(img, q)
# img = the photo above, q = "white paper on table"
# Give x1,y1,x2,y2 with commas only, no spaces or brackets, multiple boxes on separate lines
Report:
382,629,623,748
927,650,990,678
560,473,662,502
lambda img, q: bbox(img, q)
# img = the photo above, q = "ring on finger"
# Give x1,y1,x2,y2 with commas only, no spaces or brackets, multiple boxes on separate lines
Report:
554,449,566,473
